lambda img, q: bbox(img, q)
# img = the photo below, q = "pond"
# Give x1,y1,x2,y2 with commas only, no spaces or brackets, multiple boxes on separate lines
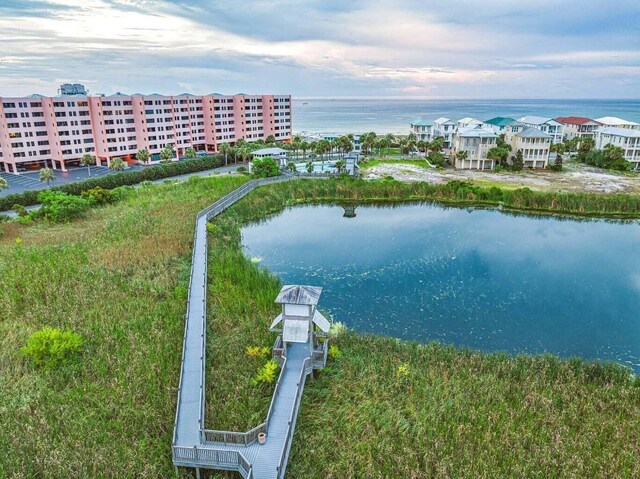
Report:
241,203,640,372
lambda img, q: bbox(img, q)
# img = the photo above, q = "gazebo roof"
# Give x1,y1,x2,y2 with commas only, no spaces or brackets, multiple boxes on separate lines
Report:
275,285,322,305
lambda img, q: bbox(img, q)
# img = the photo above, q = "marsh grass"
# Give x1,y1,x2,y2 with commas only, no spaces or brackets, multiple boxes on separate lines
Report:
0,175,246,478
1,176,639,478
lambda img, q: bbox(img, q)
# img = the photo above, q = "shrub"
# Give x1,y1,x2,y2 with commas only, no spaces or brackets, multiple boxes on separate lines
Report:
0,156,225,211
328,345,341,360
12,204,28,217
252,157,281,178
36,190,91,223
20,327,84,368
252,358,280,385
81,186,114,205
237,166,247,173
246,346,271,358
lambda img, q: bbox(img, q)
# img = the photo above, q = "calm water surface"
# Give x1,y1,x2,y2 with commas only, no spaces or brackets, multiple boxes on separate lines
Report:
241,204,640,372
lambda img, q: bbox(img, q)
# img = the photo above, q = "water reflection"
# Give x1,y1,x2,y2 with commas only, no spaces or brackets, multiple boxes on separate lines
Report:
241,203,640,372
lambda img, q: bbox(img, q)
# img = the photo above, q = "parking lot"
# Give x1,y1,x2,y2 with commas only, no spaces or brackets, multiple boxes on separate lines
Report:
0,165,142,196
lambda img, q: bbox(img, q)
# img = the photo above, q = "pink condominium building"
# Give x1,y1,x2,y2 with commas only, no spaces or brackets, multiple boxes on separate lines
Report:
0,87,292,173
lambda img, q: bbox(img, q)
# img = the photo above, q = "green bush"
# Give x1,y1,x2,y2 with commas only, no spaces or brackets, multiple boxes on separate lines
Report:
0,156,224,211
81,186,115,205
20,327,84,368
35,190,91,223
252,358,280,385
252,157,281,178
12,204,28,217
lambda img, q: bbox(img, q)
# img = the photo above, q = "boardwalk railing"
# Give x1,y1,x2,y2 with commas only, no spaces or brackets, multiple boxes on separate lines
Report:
275,357,312,478
202,422,266,446
172,173,330,477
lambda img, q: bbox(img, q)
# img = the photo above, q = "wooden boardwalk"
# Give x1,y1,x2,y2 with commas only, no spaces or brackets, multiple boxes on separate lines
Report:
171,176,323,478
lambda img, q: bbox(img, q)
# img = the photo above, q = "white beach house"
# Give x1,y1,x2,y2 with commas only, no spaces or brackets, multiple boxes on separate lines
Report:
595,127,640,170
556,117,602,140
451,125,498,169
433,117,456,148
594,117,640,130
409,120,433,142
518,116,564,144
456,117,484,130
505,126,552,169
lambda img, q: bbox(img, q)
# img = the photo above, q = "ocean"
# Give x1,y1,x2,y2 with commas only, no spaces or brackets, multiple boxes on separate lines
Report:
292,98,640,134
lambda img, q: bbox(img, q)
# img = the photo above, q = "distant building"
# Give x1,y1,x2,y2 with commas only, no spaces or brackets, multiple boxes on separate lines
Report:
556,117,602,140
505,126,552,169
595,127,640,170
451,125,498,169
518,116,564,144
251,147,288,166
594,116,640,130
433,117,456,148
456,117,484,130
59,83,88,96
409,120,433,142
322,133,362,151
0,89,291,173
484,117,519,133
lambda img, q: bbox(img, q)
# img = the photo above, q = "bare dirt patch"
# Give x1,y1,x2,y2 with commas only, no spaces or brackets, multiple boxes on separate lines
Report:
363,161,640,194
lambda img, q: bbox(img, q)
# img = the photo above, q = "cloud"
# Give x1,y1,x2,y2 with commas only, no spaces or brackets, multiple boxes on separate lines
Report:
0,0,638,98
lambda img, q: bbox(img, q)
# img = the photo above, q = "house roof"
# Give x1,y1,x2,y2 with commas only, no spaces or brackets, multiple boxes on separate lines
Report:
556,116,600,125
275,285,322,305
519,115,559,126
485,116,517,127
457,126,497,138
411,119,432,126
595,116,640,127
516,126,553,139
433,117,453,124
597,127,640,138
252,147,287,155
457,117,482,125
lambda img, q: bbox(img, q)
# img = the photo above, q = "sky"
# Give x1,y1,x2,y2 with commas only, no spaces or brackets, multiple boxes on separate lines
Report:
1,0,639,99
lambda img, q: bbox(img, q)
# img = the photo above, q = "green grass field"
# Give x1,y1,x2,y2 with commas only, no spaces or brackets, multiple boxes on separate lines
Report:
1,176,639,478
360,157,433,170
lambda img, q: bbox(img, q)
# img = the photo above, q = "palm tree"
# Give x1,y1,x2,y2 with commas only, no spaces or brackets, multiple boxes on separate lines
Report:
300,141,310,159
0,177,8,192
109,158,126,172
219,142,230,165
306,161,314,173
39,167,55,185
135,149,150,165
185,147,197,159
160,145,174,163
80,153,95,176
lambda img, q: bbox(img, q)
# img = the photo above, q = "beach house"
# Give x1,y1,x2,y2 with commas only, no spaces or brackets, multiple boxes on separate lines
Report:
505,126,552,169
556,117,602,140
451,125,498,169
409,120,433,142
433,117,456,148
595,127,640,170
518,116,564,144
594,117,640,130
456,117,484,130
484,117,519,133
